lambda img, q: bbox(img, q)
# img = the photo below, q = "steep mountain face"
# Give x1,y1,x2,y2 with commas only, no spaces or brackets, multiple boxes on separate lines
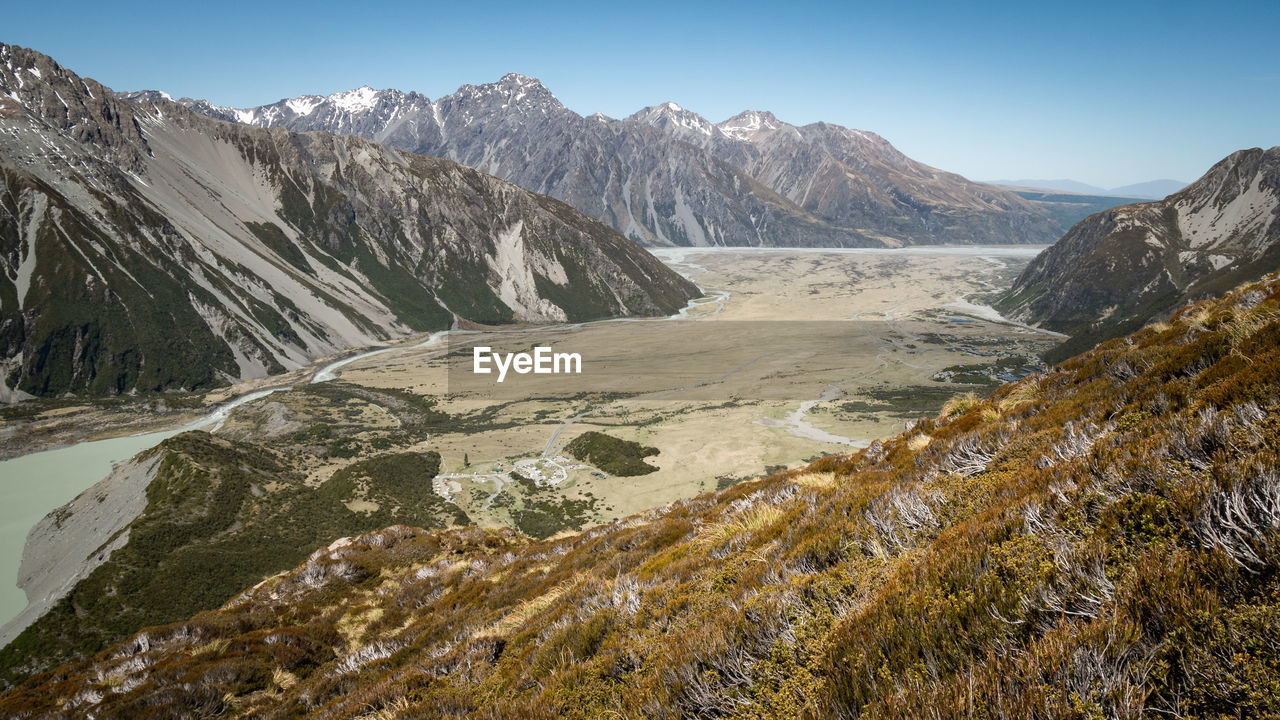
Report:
638,104,1056,246
999,147,1280,361
0,46,699,398
6,271,1280,718
157,77,1061,248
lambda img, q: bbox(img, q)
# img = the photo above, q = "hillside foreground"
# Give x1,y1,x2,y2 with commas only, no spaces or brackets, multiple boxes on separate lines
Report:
4,267,1280,718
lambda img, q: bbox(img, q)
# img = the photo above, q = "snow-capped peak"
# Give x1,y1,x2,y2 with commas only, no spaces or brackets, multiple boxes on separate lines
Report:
457,73,561,111
499,72,539,87
718,110,783,141
113,89,176,105
498,73,554,102
328,85,381,113
628,102,714,136
285,95,324,117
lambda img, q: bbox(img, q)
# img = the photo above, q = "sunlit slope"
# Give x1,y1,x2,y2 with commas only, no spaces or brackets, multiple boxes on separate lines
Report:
5,274,1280,717
999,146,1280,363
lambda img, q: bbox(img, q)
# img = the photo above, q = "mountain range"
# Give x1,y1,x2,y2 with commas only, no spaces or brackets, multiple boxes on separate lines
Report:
998,146,1280,360
120,79,1063,248
0,45,699,399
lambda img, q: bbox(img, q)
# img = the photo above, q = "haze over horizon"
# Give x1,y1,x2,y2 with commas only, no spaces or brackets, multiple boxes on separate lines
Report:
4,0,1277,188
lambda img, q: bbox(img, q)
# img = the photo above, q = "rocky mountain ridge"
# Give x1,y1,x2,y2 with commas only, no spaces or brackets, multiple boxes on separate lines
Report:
137,76,1062,248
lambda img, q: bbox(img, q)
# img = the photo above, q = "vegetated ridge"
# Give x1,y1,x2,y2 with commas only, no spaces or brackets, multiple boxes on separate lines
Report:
5,267,1280,717
0,382,473,689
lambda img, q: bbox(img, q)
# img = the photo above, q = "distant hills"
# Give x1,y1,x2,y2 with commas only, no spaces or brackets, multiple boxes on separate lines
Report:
998,146,1280,361
1109,179,1190,198
1002,189,1150,232
118,80,1064,247
990,178,1188,199
0,44,699,398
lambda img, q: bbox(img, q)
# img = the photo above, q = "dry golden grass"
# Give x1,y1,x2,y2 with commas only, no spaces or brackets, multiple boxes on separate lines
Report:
698,504,785,548
791,472,837,489
190,638,229,657
941,391,980,419
907,434,932,451
336,606,384,647
271,668,297,691
997,383,1040,412
1221,304,1280,347
488,582,572,637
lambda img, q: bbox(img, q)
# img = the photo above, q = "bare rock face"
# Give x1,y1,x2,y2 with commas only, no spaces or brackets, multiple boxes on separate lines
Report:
998,147,1280,360
154,77,1061,248
0,44,699,397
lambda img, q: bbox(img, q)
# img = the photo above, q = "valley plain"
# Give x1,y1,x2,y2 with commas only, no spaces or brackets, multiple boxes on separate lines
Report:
229,247,1060,532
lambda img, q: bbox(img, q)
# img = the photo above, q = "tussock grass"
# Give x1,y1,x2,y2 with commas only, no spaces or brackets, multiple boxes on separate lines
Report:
941,391,980,419
906,433,932,451
997,382,1040,412
697,504,786,550
791,472,837,489
190,638,229,657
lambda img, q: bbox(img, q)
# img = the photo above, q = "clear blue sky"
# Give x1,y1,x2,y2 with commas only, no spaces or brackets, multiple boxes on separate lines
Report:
5,0,1277,188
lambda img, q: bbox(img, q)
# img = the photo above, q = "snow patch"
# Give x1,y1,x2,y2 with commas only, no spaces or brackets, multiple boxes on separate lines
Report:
719,110,779,141
645,102,713,135
285,96,323,117
329,86,380,114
